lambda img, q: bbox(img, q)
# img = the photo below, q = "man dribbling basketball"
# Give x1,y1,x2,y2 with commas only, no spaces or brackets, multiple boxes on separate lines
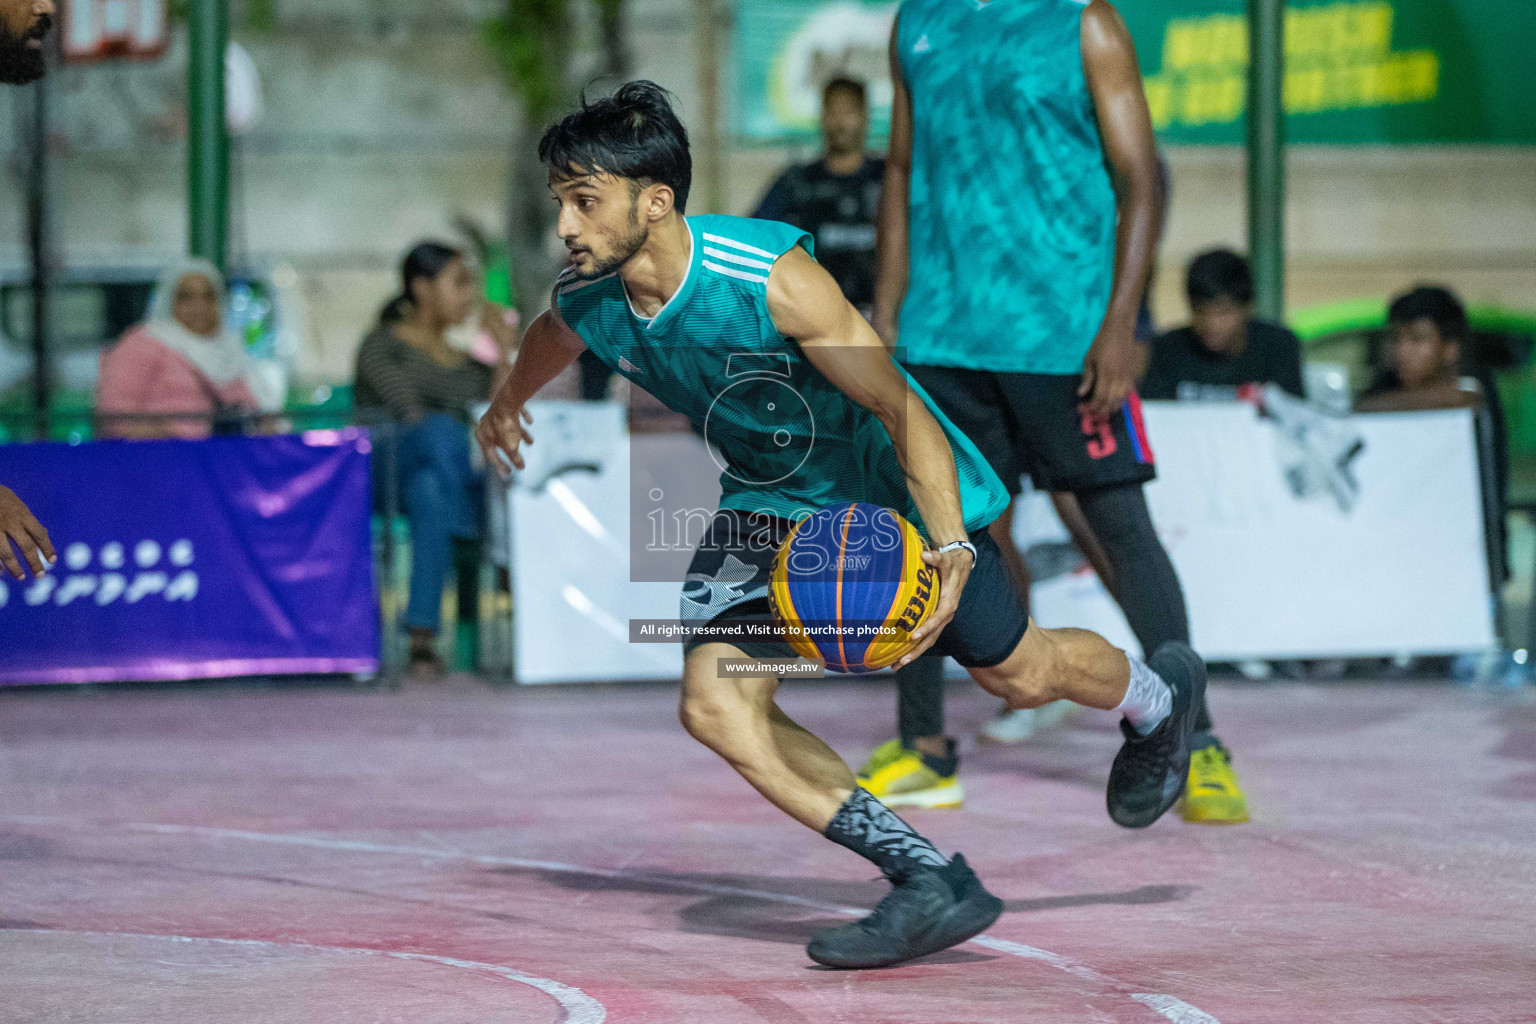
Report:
477,81,1206,969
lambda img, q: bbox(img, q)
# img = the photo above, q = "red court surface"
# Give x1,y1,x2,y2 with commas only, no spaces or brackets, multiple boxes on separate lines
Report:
2,676,1534,1023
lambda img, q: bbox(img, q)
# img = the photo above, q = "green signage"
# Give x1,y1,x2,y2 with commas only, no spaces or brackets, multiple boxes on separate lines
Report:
1127,0,1536,144
735,1,897,144
734,0,1536,145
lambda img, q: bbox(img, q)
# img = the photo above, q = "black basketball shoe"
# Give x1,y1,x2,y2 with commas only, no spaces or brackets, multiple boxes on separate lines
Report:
806,854,1003,969
1106,641,1208,829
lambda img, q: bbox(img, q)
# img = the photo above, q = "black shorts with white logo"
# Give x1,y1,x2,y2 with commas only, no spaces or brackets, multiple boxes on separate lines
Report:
680,508,1027,670
905,364,1157,495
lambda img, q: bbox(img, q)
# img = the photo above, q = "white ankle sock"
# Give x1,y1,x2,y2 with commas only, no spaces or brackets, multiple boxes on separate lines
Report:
1117,656,1172,736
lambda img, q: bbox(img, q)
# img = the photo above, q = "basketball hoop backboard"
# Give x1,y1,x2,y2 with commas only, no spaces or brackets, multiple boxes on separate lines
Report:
62,0,169,64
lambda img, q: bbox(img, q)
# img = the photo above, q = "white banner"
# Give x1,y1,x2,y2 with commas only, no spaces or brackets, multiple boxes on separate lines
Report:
1024,403,1497,660
508,401,1497,683
508,403,719,684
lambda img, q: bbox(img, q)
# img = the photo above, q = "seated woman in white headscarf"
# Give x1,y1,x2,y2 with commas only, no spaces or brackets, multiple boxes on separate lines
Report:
96,259,284,439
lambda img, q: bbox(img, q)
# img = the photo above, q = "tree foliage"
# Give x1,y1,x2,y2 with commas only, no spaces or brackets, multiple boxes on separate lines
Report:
483,0,576,126
483,0,629,313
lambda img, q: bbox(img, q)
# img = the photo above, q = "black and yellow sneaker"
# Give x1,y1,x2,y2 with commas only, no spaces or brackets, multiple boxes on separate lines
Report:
1182,744,1250,824
856,739,963,810
806,854,1002,969
1106,642,1207,829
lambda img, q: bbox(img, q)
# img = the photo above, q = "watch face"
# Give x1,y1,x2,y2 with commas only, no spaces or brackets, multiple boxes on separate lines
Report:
704,376,817,487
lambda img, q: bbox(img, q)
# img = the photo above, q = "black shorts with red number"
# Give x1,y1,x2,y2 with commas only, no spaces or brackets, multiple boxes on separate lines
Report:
905,365,1157,495
679,509,1028,670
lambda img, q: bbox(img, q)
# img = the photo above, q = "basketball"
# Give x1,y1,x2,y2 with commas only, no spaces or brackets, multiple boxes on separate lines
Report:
769,502,940,673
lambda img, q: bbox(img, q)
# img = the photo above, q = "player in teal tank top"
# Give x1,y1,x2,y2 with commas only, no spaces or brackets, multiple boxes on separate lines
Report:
893,0,1116,374
551,212,1007,535
869,2,1247,828
477,82,1209,970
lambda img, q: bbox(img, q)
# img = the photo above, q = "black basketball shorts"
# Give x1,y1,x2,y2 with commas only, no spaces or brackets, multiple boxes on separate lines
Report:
679,508,1028,670
905,364,1157,495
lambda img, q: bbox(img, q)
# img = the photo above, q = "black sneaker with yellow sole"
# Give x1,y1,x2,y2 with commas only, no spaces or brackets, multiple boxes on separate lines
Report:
806,854,1003,969
1106,642,1207,829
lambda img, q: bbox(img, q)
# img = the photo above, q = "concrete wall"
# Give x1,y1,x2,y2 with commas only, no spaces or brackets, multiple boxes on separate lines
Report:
0,0,708,387
1152,147,1536,327
727,143,1536,331
1,0,1531,390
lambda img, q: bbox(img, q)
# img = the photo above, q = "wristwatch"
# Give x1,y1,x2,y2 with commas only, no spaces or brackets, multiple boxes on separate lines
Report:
935,540,978,564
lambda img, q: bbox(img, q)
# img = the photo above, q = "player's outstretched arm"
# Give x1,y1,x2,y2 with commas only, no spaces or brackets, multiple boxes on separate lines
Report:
474,307,586,478
767,246,971,665
1080,0,1163,421
871,13,913,349
0,484,55,580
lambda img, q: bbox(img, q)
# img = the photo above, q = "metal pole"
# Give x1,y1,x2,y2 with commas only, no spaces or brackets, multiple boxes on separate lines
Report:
693,0,723,215
25,52,55,441
1247,0,1285,322
188,0,229,271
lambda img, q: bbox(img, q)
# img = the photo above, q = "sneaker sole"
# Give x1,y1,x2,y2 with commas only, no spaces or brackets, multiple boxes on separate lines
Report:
878,783,964,810
807,889,1004,969
978,701,1077,746
1032,699,1077,731
1182,803,1250,825
1107,643,1208,829
977,709,1037,745
976,728,1034,746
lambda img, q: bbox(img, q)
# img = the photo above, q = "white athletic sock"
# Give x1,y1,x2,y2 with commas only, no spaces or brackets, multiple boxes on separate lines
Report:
1117,656,1172,736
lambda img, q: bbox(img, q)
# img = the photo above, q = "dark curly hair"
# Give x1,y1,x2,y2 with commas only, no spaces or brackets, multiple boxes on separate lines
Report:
1387,285,1468,344
538,81,693,213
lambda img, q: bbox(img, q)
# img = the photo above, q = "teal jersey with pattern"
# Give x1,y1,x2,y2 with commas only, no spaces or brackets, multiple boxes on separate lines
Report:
897,0,1116,374
553,214,1009,535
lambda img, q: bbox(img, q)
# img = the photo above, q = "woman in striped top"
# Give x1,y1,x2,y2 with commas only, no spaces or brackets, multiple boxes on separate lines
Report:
355,241,516,676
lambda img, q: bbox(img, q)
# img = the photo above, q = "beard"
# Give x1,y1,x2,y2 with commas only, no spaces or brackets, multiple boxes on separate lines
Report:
575,205,650,280
0,15,50,86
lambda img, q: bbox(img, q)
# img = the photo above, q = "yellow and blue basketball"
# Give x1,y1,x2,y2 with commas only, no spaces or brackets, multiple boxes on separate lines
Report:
769,502,940,674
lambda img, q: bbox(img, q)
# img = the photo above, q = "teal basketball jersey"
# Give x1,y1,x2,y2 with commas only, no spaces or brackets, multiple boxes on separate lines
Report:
896,0,1116,374
553,214,1009,535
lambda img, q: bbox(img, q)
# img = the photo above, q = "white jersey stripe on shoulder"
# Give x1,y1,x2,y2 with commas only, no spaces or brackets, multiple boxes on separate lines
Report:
702,246,774,271
702,260,769,284
702,233,777,260
559,272,615,295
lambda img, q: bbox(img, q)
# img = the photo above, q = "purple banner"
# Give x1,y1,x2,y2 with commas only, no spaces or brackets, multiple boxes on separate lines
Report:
0,430,380,684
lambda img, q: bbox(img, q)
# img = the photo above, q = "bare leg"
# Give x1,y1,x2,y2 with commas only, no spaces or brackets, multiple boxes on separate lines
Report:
680,643,855,832
968,618,1133,712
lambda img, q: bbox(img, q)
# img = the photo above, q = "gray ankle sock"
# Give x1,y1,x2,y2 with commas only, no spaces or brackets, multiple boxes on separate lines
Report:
1116,655,1173,736
824,787,948,881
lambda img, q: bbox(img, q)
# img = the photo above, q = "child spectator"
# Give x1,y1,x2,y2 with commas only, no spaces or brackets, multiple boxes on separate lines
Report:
1356,286,1482,412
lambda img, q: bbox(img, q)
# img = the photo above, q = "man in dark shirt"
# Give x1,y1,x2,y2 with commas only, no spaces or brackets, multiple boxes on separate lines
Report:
1142,249,1305,402
753,77,884,315
1,0,52,85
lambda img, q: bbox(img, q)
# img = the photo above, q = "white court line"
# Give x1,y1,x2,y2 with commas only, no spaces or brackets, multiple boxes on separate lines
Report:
1131,993,1223,1024
114,820,1221,1021
7,928,605,1024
